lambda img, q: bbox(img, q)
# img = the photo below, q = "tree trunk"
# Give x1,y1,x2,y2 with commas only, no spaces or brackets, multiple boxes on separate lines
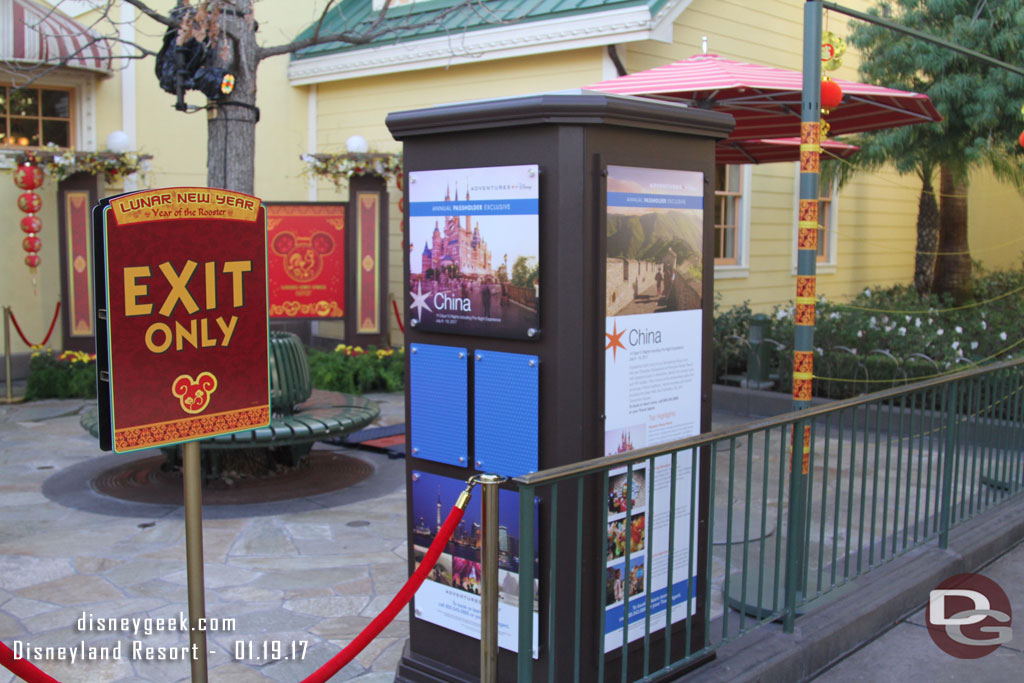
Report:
913,172,939,295
206,1,258,194
930,164,972,303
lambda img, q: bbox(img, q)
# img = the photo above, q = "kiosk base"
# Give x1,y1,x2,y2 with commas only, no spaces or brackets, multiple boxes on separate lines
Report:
396,642,477,683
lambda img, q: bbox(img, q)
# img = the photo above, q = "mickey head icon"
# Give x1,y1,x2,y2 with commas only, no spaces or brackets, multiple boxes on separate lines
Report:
271,231,335,282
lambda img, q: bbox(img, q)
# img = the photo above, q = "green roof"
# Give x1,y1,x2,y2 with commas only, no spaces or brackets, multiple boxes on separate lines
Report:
291,0,672,61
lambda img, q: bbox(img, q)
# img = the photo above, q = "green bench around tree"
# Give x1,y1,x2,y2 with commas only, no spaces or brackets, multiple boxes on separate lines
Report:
80,331,380,472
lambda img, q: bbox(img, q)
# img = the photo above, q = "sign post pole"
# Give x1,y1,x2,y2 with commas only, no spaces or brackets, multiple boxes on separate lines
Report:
182,440,209,682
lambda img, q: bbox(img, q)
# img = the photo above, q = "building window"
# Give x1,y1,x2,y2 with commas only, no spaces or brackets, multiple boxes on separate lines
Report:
714,165,743,265
0,86,73,148
815,179,838,266
792,171,838,272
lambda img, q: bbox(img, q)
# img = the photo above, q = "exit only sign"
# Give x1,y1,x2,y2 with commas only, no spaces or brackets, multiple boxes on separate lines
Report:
93,188,270,453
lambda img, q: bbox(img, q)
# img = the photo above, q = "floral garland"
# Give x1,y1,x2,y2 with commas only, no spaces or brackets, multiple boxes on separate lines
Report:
301,152,402,187
11,144,150,183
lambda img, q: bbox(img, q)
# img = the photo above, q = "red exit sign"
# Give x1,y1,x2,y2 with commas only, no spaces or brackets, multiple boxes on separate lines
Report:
94,188,270,453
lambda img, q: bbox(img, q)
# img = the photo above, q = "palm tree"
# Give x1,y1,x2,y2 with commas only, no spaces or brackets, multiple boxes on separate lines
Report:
847,0,1024,303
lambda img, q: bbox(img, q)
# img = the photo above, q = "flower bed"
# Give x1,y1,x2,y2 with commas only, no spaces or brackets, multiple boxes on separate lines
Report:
307,344,404,395
714,267,1024,399
24,349,97,400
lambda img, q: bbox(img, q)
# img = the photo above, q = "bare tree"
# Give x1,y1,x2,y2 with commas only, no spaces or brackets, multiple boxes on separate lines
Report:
5,0,497,193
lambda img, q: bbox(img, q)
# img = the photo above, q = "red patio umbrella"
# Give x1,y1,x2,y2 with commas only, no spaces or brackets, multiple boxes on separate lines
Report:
716,136,859,165
588,53,941,146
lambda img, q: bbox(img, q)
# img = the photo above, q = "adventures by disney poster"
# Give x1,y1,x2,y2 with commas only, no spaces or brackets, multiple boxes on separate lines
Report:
408,165,539,340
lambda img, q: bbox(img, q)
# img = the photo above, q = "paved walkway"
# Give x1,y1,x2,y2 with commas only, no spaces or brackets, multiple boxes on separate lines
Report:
814,539,1024,682
0,392,408,683
4,390,1023,682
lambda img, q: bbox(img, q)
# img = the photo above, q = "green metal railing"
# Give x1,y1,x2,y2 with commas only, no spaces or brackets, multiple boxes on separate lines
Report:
509,358,1024,682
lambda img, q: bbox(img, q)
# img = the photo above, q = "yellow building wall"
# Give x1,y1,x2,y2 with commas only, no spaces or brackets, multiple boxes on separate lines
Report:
968,165,1024,272
5,0,1024,368
1,1,319,370
312,48,609,344
620,0,923,312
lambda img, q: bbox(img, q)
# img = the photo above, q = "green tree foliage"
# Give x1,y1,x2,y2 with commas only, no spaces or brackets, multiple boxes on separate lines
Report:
511,255,538,287
847,0,1024,302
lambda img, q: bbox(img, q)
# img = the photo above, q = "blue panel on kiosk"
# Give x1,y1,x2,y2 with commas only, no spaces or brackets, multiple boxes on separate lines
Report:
410,343,468,467
474,351,538,477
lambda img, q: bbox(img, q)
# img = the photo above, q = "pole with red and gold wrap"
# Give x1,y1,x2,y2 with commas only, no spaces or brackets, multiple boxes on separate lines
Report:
794,2,824,412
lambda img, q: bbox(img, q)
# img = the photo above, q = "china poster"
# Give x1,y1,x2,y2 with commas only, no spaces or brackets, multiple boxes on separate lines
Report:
408,164,539,340
602,165,704,651
410,470,539,656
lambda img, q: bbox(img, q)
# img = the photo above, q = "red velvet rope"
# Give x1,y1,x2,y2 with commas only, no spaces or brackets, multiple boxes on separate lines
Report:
8,302,61,348
301,501,468,683
392,298,405,334
0,641,62,683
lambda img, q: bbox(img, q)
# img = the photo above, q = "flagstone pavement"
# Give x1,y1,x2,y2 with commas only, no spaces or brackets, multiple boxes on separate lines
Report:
0,391,408,683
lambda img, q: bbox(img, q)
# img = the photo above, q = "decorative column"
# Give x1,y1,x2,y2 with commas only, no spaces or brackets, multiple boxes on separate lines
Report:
794,0,823,414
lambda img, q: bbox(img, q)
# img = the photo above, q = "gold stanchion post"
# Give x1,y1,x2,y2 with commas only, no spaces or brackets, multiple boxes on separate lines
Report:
479,474,501,683
183,441,209,682
1,307,25,405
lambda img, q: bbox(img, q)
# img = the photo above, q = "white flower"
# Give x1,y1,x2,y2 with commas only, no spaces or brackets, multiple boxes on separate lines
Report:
857,330,863,338
971,341,979,350
864,288,872,298
937,329,944,336
957,348,964,357
899,327,907,336
829,312,840,320
1001,332,1009,341
981,320,988,330
905,315,912,322
952,341,959,350
928,318,934,325
776,309,789,320
955,325,963,334
870,316,877,327
915,318,922,328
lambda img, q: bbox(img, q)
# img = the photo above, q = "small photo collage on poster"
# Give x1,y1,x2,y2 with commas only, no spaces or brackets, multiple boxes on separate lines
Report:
605,465,648,607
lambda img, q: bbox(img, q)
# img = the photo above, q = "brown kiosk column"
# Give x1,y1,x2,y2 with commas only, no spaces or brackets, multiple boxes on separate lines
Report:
387,91,733,682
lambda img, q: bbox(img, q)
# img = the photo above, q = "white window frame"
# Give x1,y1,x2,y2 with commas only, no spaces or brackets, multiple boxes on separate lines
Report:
0,70,97,168
713,164,752,279
791,165,838,274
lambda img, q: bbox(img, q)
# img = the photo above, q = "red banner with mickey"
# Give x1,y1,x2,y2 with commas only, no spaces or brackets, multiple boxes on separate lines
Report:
265,203,346,319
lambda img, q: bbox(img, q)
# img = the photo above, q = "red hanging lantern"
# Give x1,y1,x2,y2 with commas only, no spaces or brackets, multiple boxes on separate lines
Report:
13,162,44,190
1018,130,1024,148
20,215,42,234
14,158,44,273
17,191,42,214
821,78,844,110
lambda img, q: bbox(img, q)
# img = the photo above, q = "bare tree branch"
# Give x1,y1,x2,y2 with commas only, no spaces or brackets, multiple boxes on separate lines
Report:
123,0,178,29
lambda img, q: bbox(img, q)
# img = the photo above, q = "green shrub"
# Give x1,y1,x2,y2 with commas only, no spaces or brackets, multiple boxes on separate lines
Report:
714,266,1024,399
307,344,404,394
24,349,97,400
